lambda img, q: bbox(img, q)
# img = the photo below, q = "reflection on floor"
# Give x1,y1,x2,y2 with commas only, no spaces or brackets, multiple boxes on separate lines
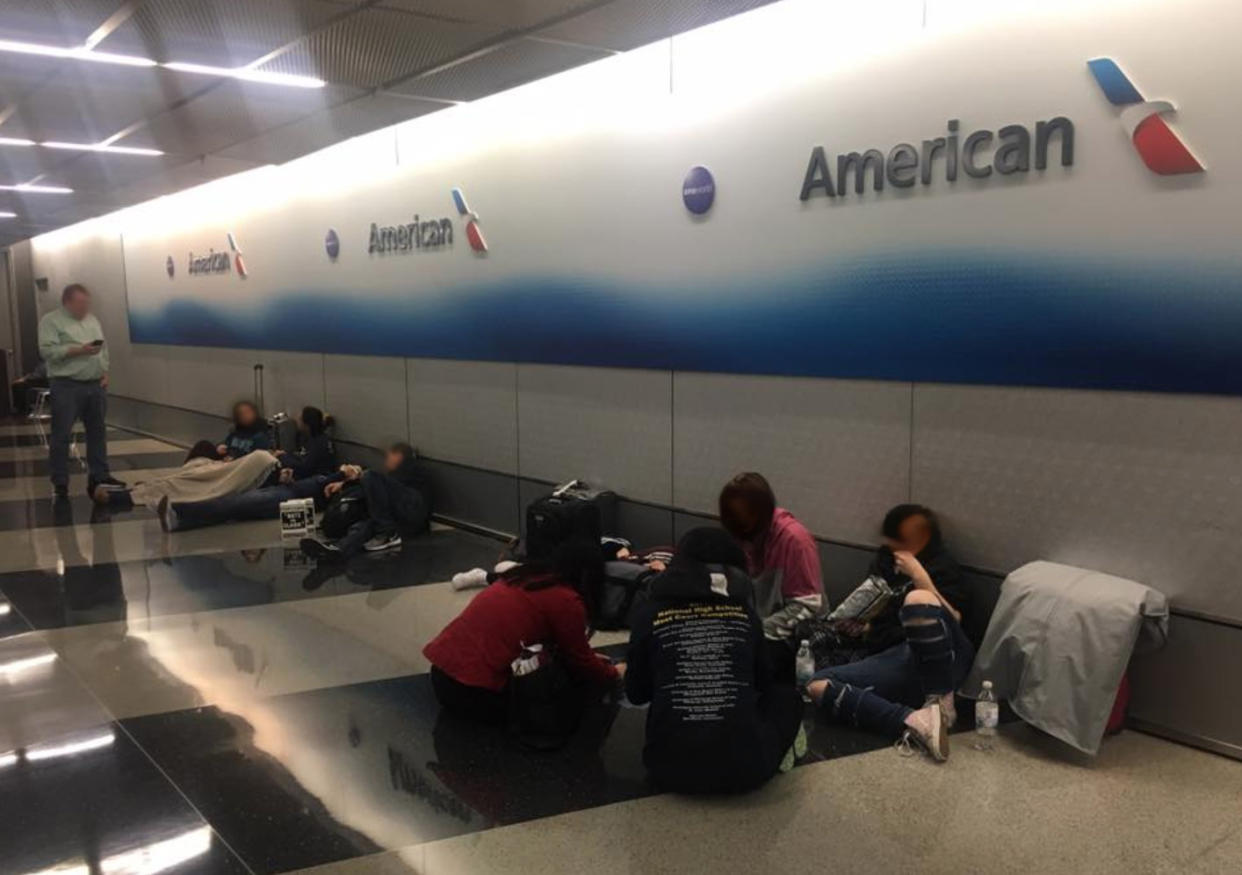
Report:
0,420,1239,875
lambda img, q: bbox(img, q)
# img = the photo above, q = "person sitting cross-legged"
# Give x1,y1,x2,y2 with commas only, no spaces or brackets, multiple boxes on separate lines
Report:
626,527,807,794
806,504,974,762
300,442,430,560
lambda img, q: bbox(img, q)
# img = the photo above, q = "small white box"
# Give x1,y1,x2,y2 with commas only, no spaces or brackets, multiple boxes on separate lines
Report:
279,498,316,536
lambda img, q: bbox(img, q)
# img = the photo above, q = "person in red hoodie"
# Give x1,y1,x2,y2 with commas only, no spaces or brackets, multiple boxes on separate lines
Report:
423,539,622,724
720,473,825,670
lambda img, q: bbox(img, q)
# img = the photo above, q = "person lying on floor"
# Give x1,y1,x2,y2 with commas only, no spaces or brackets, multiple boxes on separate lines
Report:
625,527,807,794
300,442,429,558
93,440,278,509
274,406,336,479
719,472,825,671
423,538,623,725
217,400,272,460
805,504,973,763
162,442,430,555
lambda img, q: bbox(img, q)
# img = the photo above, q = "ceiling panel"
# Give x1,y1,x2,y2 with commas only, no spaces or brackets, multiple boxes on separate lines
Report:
97,0,355,67
125,79,359,156
101,153,264,206
539,0,779,51
0,65,200,144
0,146,60,185
30,151,188,194
377,0,603,29
389,37,611,102
217,92,443,165
257,6,501,89
0,0,125,47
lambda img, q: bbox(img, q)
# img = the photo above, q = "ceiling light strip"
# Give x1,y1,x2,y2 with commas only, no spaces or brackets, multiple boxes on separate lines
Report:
163,61,324,89
0,184,73,194
41,141,163,156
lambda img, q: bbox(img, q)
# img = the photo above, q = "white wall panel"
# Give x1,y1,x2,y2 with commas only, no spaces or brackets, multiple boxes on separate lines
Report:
517,364,671,504
672,373,912,544
324,354,408,449
912,383,1242,621
407,358,517,473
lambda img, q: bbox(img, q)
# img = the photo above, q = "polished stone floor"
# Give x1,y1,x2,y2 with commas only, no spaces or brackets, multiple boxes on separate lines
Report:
0,420,1239,875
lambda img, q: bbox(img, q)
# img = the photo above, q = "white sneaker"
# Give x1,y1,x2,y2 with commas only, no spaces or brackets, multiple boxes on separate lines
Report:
363,531,402,552
451,568,490,590
898,704,948,762
926,692,957,728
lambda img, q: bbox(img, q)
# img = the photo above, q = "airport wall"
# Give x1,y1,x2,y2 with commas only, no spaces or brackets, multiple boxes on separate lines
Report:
22,0,1242,758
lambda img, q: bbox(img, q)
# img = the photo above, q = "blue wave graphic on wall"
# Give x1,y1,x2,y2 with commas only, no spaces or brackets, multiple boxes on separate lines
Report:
128,250,1242,395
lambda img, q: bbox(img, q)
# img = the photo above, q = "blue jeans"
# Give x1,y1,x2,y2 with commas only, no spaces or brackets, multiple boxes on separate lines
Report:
172,476,329,531
49,378,109,487
813,603,975,737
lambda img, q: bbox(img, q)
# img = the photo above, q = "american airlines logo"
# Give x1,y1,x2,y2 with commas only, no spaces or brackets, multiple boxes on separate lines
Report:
183,231,248,278
1087,58,1204,175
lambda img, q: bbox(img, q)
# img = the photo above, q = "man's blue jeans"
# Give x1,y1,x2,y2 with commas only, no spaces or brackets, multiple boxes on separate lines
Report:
813,603,975,737
49,378,110,487
172,476,328,531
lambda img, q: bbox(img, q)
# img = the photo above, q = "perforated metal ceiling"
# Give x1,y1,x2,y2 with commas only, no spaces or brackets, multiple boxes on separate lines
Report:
0,0,777,247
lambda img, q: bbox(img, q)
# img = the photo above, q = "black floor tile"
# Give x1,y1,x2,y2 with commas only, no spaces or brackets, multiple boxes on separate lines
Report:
0,721,250,875
0,450,188,479
0,527,506,630
0,493,154,530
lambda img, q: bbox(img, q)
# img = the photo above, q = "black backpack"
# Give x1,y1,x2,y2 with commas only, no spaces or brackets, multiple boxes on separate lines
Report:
596,561,657,630
320,481,367,540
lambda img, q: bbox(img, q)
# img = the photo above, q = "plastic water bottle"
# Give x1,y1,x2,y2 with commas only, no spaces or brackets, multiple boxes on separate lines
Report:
974,680,999,750
795,640,815,701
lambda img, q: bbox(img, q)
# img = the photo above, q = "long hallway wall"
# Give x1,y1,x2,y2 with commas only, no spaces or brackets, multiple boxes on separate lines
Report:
17,0,1242,759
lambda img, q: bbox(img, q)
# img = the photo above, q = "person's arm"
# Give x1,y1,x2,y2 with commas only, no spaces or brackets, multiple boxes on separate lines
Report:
893,551,961,622
623,605,656,705
779,527,824,606
98,330,109,376
546,591,618,688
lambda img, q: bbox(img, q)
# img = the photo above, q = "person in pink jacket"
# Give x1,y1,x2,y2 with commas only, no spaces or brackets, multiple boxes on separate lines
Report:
719,472,825,647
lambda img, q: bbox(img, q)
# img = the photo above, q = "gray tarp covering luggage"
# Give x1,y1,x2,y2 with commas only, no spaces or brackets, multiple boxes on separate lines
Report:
961,561,1169,755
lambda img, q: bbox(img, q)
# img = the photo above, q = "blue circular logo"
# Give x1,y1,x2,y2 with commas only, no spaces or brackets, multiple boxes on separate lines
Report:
324,228,340,259
682,165,715,215
165,255,174,278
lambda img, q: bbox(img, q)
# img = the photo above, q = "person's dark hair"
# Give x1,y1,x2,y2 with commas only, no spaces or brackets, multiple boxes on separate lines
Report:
388,441,415,462
718,472,777,542
62,283,89,303
675,526,748,571
231,400,262,430
301,406,333,437
881,503,943,550
501,537,604,621
185,440,221,463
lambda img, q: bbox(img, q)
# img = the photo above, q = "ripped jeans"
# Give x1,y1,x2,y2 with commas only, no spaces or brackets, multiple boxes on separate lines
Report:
812,603,974,738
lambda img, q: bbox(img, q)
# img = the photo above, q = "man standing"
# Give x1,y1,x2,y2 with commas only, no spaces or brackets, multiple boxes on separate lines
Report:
38,284,124,498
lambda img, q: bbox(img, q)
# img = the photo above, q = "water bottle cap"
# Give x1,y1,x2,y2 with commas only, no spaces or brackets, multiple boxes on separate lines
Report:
982,680,993,689
800,639,809,647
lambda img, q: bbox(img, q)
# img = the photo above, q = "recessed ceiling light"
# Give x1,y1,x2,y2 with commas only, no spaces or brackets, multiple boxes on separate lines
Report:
0,38,155,67
0,184,73,194
163,61,325,89
42,141,164,156
0,137,35,147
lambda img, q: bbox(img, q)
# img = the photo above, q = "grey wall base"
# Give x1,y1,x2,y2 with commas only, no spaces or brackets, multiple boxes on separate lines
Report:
106,395,1242,762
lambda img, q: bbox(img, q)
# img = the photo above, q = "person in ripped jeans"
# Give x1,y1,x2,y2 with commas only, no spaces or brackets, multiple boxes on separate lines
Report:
806,504,974,763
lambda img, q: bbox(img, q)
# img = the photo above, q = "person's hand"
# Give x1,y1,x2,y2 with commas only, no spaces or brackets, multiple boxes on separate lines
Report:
100,373,109,389
340,464,362,481
278,468,295,484
611,660,627,679
72,343,101,357
324,480,344,498
646,559,667,573
216,444,229,458
893,550,933,589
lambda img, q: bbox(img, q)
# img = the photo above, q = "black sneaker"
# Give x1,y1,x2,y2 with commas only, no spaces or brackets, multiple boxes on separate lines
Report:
300,537,343,562
363,531,402,553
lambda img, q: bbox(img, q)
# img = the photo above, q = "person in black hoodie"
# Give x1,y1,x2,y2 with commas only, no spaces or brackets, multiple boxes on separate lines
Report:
275,406,336,479
301,442,431,559
625,527,807,794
